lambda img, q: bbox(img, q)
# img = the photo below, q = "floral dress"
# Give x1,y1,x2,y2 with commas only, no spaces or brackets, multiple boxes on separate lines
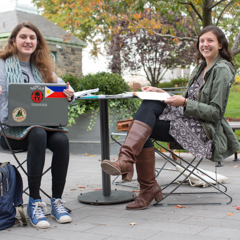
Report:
159,71,212,159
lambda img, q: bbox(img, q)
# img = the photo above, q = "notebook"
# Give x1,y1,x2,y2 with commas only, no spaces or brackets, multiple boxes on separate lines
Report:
7,83,69,127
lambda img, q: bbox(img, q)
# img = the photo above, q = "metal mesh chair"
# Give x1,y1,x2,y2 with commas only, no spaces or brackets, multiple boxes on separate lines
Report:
111,83,232,206
0,121,52,200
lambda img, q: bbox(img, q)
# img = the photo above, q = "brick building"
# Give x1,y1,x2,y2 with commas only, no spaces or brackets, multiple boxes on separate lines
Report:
0,1,86,77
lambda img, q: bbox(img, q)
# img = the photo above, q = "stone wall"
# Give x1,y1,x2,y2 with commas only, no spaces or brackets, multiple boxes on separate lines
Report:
0,40,83,77
48,43,83,77
0,40,7,52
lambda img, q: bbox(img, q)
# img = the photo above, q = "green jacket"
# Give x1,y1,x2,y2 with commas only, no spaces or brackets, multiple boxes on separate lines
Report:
183,55,240,162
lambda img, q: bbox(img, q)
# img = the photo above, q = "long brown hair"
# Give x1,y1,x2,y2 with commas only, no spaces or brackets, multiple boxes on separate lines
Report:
0,22,56,83
195,25,234,67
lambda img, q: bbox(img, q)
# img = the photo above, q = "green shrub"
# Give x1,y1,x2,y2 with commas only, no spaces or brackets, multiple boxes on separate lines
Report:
61,72,141,129
61,74,81,92
158,76,189,88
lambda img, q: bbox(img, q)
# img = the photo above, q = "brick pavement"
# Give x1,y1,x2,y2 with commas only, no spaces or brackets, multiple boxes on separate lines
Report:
0,151,240,240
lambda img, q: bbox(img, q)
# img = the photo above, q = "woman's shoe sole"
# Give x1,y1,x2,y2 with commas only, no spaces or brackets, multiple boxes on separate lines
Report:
101,162,121,175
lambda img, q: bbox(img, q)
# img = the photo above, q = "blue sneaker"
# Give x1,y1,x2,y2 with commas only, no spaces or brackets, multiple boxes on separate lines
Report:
27,197,50,229
51,198,72,223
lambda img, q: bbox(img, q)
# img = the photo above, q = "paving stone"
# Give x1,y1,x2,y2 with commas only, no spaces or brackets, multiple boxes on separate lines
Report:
84,225,159,239
34,228,108,240
1,151,240,239
146,231,229,240
134,220,207,235
198,226,240,238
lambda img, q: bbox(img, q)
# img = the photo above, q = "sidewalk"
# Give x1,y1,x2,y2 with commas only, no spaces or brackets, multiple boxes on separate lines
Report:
1,151,240,240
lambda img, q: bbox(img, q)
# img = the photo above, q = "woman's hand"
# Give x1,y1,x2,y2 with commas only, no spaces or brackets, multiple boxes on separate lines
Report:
164,95,187,107
141,86,167,93
63,82,74,101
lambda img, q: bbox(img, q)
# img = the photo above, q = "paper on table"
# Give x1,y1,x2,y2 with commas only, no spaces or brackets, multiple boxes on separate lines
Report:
74,88,99,98
133,91,171,101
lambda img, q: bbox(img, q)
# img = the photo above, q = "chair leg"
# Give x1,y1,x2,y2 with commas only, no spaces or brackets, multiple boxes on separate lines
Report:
153,143,232,206
233,152,239,161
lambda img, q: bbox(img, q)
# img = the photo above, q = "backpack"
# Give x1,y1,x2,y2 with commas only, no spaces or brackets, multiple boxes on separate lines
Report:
0,162,27,230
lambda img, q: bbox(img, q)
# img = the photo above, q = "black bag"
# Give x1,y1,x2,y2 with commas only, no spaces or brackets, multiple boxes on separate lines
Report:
0,162,27,230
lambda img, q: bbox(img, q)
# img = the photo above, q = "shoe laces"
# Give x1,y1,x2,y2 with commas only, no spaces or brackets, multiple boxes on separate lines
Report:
53,199,67,214
32,201,47,219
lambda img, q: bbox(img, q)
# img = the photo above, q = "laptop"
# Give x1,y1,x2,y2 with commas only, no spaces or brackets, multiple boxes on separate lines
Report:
8,83,69,127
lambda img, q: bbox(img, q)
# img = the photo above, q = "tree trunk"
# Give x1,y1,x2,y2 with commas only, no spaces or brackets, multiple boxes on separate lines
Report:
202,0,213,27
109,33,122,75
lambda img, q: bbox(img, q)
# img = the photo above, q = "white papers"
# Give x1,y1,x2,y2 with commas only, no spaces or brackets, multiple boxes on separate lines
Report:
133,91,171,101
74,88,99,98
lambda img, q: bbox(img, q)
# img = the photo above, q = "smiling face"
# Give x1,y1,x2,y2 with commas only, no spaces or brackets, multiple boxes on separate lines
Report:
13,27,38,62
199,31,222,65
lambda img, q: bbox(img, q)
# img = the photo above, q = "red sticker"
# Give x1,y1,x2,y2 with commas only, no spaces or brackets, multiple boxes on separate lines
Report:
31,91,43,103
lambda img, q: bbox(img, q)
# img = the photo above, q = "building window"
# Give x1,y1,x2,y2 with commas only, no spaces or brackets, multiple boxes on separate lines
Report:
51,51,57,63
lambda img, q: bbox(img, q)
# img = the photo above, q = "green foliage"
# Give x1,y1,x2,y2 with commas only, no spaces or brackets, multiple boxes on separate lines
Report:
225,85,240,119
61,72,141,130
157,76,189,88
225,84,240,143
62,74,81,92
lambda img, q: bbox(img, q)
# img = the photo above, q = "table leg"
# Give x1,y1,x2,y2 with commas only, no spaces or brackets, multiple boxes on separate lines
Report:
78,99,135,204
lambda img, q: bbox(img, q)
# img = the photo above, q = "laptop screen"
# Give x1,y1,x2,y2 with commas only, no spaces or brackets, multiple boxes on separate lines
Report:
8,83,69,127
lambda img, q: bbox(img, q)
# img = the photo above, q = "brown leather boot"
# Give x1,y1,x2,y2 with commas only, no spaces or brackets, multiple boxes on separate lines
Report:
101,120,152,181
126,147,163,210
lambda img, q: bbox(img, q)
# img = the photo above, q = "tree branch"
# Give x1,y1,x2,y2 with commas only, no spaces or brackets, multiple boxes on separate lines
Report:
232,48,240,56
153,31,197,42
231,29,240,56
210,0,229,9
179,1,202,21
186,5,200,33
216,1,233,25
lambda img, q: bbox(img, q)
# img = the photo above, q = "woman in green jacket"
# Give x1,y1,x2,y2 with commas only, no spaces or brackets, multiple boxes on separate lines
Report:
101,25,240,210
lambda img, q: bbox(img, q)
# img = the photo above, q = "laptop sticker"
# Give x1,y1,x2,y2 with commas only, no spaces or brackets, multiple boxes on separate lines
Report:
45,86,66,98
12,107,27,122
31,91,43,103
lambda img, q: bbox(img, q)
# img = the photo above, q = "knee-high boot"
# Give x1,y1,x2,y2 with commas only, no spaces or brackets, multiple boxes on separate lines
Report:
101,120,152,181
126,147,163,210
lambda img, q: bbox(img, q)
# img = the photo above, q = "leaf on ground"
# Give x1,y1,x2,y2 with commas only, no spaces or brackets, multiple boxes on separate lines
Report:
78,186,85,188
228,212,233,216
130,222,136,225
93,188,102,190
132,190,140,192
233,165,238,168
70,188,77,191
174,204,190,209
90,155,95,157
236,206,240,210
85,153,89,156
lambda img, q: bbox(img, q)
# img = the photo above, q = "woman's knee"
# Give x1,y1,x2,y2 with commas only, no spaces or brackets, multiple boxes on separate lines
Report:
48,132,69,150
28,127,47,145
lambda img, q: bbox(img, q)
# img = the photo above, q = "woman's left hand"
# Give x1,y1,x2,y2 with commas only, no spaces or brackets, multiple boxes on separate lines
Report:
164,95,187,107
63,82,74,101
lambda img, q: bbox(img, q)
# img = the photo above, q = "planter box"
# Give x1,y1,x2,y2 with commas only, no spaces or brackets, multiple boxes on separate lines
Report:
66,113,126,155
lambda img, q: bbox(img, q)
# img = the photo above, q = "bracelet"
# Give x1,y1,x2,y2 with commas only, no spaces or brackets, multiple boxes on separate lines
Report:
183,98,187,107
